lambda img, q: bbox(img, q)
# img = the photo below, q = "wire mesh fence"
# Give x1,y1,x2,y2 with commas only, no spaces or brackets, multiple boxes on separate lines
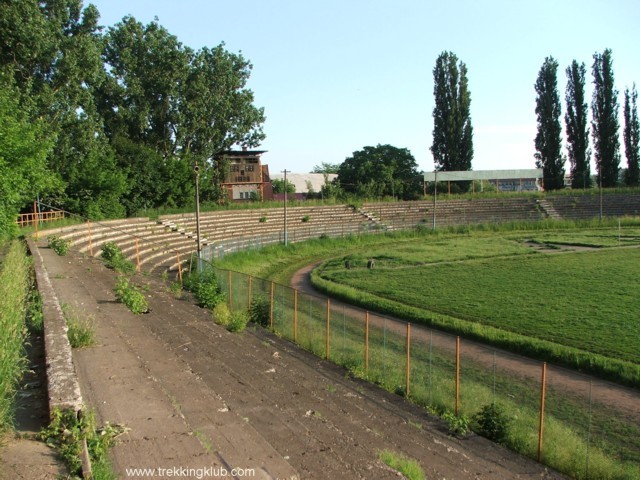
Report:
206,261,639,479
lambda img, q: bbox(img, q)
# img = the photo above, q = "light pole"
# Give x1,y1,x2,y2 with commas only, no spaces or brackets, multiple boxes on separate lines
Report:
194,163,202,271
282,169,289,246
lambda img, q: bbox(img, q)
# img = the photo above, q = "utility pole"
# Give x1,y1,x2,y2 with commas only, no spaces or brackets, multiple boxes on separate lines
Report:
282,169,289,246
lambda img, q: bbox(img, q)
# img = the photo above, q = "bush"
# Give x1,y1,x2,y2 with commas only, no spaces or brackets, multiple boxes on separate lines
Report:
184,268,224,309
227,311,249,332
101,242,135,274
47,235,70,256
212,302,231,326
443,411,471,437
38,408,121,478
473,403,511,445
249,295,271,327
114,277,149,314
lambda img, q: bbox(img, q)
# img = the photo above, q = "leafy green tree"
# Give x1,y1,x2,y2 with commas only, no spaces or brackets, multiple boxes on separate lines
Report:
0,0,127,219
0,74,57,235
534,56,565,190
311,162,340,174
592,49,621,188
623,84,640,186
271,179,296,194
337,144,421,200
565,61,591,189
431,51,473,189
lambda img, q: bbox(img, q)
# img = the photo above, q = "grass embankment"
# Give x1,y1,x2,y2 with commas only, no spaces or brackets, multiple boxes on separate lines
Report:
0,239,31,434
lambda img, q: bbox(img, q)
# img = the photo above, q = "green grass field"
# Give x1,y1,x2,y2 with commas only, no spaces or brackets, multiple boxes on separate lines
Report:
317,247,640,365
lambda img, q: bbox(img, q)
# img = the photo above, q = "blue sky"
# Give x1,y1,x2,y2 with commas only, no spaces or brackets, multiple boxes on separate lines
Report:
88,0,640,174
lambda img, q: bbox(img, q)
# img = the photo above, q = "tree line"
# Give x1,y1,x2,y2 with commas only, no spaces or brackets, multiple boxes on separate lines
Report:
0,0,265,235
2,2,639,237
534,49,638,190
329,49,638,198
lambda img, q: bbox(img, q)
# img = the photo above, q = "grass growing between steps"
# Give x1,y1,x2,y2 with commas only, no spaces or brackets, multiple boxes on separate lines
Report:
0,239,31,434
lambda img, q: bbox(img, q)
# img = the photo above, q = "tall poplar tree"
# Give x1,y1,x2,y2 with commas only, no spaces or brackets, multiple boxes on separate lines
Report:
623,84,640,186
591,49,620,188
534,57,565,190
565,61,591,189
431,51,473,190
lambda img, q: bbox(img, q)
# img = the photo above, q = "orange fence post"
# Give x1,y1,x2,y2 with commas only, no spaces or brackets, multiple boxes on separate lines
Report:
293,289,298,343
325,298,331,360
365,311,369,371
176,252,183,284
87,221,93,257
538,362,547,463
455,336,460,416
269,281,274,329
247,275,252,312
406,323,411,399
405,322,411,398
135,239,140,273
33,201,39,239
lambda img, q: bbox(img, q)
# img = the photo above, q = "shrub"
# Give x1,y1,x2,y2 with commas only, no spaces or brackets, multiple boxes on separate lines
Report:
38,408,121,478
212,302,231,326
47,235,70,256
443,411,471,437
227,311,249,332
184,268,224,309
473,403,511,445
302,215,310,223
249,295,271,327
101,242,135,274
259,216,267,223
114,277,149,314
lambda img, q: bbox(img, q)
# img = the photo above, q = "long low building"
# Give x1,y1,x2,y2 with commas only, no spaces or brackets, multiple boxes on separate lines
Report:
423,169,544,192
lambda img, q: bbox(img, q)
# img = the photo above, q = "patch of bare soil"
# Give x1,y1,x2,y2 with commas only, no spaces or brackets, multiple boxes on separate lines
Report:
35,244,564,479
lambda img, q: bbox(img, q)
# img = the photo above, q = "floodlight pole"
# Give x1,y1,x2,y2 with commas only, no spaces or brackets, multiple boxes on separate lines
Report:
194,162,202,271
282,169,289,246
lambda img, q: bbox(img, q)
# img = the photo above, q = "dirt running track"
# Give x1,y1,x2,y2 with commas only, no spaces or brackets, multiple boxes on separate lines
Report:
291,264,640,422
35,243,563,480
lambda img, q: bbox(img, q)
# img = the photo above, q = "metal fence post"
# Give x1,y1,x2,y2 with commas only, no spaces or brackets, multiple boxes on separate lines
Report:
325,298,331,360
269,281,274,329
406,323,411,399
87,221,93,257
293,289,298,343
538,362,547,463
176,252,183,284
135,239,140,273
455,336,460,416
228,270,232,309
247,275,252,312
365,311,369,371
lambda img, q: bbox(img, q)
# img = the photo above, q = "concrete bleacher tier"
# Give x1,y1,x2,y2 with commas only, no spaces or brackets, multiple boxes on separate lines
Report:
40,194,640,277
546,193,640,219
363,197,544,229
